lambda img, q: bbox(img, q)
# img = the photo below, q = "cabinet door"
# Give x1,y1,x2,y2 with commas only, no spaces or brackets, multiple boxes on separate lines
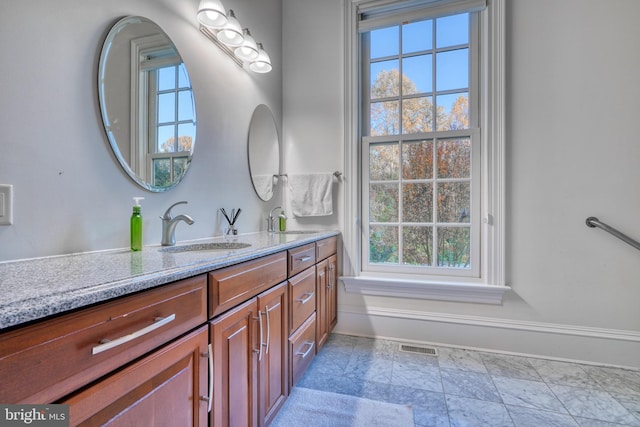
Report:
63,326,209,427
257,282,289,427
210,298,259,427
327,254,338,333
316,258,329,350
316,254,338,352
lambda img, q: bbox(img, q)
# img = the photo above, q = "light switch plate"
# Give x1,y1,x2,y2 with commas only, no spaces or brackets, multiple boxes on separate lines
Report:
0,184,13,225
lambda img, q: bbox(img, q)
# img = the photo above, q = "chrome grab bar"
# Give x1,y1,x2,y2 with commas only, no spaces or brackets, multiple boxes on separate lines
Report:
586,217,640,251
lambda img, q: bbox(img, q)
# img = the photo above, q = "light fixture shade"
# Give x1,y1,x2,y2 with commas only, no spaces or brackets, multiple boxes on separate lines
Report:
249,43,272,73
234,29,259,61
217,10,244,46
197,0,227,28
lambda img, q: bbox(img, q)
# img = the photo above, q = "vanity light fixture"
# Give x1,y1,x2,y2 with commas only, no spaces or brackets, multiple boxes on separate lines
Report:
197,0,227,28
198,2,271,73
234,29,259,61
249,43,272,73
216,10,244,46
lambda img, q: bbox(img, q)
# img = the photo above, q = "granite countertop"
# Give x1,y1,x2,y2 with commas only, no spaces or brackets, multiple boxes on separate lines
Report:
0,230,339,331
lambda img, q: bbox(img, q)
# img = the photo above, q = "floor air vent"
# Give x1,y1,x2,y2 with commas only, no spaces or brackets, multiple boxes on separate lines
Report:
399,344,438,356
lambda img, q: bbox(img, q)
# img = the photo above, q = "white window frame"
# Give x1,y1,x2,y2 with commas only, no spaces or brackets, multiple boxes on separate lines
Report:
342,0,508,304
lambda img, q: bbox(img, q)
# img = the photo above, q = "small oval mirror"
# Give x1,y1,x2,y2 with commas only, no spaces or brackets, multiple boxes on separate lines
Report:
98,16,196,192
248,105,280,201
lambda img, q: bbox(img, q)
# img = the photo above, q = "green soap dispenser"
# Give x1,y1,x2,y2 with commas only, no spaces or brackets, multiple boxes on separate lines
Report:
278,210,287,232
131,197,144,251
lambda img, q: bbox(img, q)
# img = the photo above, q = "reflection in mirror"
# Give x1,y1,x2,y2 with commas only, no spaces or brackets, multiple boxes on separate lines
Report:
98,16,196,192
248,105,280,201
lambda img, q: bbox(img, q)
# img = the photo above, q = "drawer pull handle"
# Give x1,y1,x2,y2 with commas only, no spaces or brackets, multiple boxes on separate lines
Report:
92,314,176,355
296,340,315,359
256,312,264,361
200,344,213,413
265,305,271,355
296,292,314,304
296,256,312,263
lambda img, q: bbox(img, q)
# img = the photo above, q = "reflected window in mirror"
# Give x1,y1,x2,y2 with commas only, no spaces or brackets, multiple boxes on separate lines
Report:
132,36,195,187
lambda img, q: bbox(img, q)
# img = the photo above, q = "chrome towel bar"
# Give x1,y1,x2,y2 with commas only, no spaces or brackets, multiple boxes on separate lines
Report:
586,217,640,251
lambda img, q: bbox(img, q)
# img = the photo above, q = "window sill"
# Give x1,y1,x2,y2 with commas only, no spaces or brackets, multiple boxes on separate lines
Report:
340,275,510,305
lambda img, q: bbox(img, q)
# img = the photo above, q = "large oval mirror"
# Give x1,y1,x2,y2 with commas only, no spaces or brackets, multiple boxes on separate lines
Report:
98,16,196,192
248,105,280,201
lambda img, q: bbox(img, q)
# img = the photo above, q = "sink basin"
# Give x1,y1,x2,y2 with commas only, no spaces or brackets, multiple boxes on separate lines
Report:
159,242,252,253
275,230,319,234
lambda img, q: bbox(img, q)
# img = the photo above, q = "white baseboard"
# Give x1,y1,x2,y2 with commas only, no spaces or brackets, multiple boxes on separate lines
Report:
335,304,640,369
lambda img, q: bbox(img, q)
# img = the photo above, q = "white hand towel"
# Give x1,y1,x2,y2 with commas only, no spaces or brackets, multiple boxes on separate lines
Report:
288,173,333,217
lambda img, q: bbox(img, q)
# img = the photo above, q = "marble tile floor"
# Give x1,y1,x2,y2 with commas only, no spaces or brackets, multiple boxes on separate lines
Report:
297,334,640,427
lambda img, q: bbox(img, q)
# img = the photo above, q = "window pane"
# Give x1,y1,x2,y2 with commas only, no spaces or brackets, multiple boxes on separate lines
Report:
402,97,433,134
436,13,469,48
402,140,433,179
436,48,468,91
402,54,432,94
437,138,471,178
370,143,399,180
153,158,171,187
403,226,433,265
158,66,176,91
402,20,432,54
370,183,398,222
157,125,175,152
370,26,399,59
437,227,470,268
158,92,176,123
178,64,190,88
370,225,398,263
437,182,470,223
370,101,400,136
371,60,400,98
177,123,195,153
178,90,194,121
403,183,433,222
173,157,188,179
436,92,469,131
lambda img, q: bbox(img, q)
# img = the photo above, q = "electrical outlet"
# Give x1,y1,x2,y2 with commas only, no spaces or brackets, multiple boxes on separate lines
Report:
0,184,13,225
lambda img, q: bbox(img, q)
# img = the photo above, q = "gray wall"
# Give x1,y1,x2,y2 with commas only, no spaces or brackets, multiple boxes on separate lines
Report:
0,0,282,261
282,0,640,368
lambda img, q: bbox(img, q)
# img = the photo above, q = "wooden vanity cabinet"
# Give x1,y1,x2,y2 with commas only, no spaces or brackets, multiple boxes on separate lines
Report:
0,234,338,427
208,255,289,427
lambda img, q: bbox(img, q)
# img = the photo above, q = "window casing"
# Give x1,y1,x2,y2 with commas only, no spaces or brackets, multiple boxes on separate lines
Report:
343,0,506,300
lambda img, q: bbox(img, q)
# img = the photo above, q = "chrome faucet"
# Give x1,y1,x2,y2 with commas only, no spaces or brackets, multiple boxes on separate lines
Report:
267,206,282,233
160,201,195,246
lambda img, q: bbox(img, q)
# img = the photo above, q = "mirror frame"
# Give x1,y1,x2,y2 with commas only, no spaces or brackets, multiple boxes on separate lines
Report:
98,16,196,192
248,104,281,201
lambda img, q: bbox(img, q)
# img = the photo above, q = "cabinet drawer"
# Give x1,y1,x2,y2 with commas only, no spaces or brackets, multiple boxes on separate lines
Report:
289,313,316,388
316,236,337,262
288,267,316,334
209,252,287,318
63,325,209,427
288,243,316,277
0,275,207,404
